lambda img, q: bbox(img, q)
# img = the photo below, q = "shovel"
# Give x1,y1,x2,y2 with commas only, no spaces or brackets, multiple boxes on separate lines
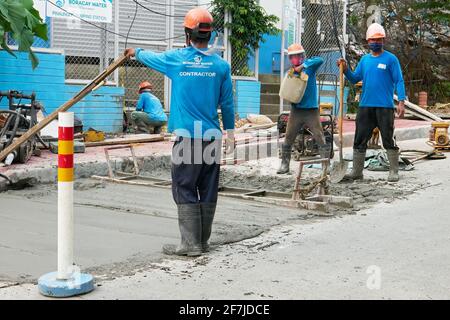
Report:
330,63,349,183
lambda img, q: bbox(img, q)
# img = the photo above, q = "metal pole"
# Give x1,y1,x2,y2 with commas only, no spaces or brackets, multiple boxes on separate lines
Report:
342,0,348,58
114,0,120,86
164,0,175,112
298,0,303,44
255,48,260,80
224,10,232,65
57,112,74,280
280,0,287,114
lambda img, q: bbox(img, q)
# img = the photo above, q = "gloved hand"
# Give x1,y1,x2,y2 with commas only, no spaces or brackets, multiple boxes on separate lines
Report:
225,130,236,155
293,64,304,73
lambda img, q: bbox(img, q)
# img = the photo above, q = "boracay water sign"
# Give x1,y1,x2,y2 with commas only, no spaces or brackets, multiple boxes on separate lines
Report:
47,0,113,23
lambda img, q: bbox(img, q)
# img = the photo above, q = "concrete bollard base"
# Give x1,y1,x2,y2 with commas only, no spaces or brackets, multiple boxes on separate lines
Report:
38,272,94,298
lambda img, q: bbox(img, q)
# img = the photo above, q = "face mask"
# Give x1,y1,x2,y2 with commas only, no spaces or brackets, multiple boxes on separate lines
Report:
368,43,383,52
290,56,304,67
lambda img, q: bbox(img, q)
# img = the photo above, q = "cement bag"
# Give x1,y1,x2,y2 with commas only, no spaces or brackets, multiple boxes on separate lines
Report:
247,114,273,125
279,71,309,104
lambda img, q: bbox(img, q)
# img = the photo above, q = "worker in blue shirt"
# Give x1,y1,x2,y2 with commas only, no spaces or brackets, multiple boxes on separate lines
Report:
124,7,235,257
278,43,329,174
337,23,406,182
131,81,167,134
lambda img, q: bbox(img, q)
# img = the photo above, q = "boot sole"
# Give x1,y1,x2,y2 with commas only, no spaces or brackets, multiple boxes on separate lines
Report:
342,176,363,181
162,245,202,257
187,251,202,257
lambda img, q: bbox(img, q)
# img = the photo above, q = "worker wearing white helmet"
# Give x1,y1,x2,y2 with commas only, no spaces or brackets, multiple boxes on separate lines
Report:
277,43,329,174
337,23,406,182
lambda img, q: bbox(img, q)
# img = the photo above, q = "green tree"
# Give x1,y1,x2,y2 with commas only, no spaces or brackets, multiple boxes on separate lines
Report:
211,0,279,76
0,0,48,69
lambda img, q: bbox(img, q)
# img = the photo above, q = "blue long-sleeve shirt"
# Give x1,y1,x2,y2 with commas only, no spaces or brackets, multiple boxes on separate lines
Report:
136,91,168,122
344,50,406,108
292,56,324,109
135,47,235,139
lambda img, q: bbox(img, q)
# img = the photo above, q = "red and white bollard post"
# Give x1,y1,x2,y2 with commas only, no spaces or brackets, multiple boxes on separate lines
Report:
38,112,94,297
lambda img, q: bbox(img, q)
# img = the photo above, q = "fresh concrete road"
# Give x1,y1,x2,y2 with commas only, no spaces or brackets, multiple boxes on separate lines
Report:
1,139,449,299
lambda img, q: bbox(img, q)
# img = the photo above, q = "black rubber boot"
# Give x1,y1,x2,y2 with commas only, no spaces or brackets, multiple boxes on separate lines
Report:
386,149,400,182
277,144,292,174
343,149,365,181
200,203,216,253
163,204,202,257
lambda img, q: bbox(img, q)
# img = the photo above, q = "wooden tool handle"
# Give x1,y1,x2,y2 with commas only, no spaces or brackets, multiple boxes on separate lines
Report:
0,55,129,162
339,63,345,161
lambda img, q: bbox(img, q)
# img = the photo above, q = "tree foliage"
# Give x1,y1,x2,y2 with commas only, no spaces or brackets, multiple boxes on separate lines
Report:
211,0,279,75
0,0,48,69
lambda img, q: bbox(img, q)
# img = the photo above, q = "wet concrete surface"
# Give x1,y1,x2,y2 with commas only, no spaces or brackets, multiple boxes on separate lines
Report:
0,138,448,299
0,180,308,283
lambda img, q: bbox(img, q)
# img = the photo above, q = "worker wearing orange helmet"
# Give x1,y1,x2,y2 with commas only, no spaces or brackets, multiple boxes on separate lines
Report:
277,43,328,174
337,23,406,182
124,8,235,257
131,81,167,134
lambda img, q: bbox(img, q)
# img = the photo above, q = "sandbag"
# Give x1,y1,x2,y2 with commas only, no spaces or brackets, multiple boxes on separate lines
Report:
247,114,273,125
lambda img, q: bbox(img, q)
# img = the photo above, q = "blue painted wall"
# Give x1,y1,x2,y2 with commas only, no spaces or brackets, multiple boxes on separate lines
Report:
0,50,124,132
248,33,282,75
249,33,342,78
235,80,261,118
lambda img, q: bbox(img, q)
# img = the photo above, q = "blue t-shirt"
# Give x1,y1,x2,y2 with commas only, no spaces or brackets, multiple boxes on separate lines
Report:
344,50,406,108
136,91,168,122
292,57,324,109
135,46,235,139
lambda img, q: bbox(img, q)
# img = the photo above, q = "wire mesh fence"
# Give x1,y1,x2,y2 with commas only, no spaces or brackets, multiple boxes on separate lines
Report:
300,0,346,78
6,0,243,119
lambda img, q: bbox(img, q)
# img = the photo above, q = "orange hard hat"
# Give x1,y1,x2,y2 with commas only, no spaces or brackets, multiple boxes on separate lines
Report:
366,23,386,40
184,7,213,32
287,43,305,55
138,81,152,92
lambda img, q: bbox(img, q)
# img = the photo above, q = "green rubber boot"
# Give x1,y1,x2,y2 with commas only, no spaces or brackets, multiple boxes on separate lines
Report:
386,149,400,182
277,144,292,174
200,203,216,253
343,149,365,181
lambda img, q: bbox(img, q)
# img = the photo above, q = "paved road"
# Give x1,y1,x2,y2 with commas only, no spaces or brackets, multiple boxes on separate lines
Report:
1,139,449,299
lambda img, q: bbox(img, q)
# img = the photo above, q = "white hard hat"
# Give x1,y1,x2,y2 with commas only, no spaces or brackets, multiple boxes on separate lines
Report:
287,43,305,55
366,23,386,40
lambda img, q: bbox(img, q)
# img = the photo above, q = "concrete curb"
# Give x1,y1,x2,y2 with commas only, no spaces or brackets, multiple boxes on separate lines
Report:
0,155,172,192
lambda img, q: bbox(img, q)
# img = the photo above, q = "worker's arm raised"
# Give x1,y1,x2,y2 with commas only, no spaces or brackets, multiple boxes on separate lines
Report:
125,48,169,76
303,56,324,72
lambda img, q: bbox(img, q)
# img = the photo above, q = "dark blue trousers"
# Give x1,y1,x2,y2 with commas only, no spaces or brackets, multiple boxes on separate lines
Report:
171,138,221,205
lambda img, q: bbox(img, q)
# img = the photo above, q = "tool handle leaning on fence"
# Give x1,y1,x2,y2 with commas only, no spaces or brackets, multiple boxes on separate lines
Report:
0,54,130,162
338,63,345,162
